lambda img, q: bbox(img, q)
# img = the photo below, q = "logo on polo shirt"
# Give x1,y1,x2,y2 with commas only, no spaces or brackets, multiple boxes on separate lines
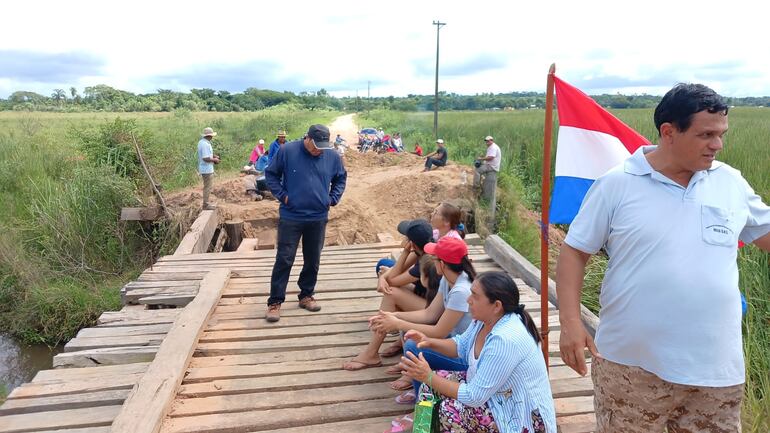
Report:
706,224,733,236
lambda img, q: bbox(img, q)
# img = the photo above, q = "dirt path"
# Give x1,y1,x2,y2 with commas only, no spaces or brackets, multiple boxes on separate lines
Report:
166,114,475,247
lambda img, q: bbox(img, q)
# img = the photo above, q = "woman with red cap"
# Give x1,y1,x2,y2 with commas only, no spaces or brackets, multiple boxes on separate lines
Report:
371,237,476,402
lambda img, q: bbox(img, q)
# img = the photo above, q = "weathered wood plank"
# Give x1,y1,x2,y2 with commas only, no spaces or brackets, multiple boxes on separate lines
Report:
206,313,372,331
554,395,595,417
53,346,159,368
217,290,382,305
0,389,129,416
160,240,405,262
97,309,179,327
170,382,399,417
189,346,368,369
173,209,218,255
64,335,165,352
32,362,149,382
75,324,171,339
557,413,597,433
111,269,230,433
162,397,408,433
0,406,121,433
257,416,397,433
200,322,373,342
8,373,143,398
195,331,396,356
235,237,259,252
138,293,197,307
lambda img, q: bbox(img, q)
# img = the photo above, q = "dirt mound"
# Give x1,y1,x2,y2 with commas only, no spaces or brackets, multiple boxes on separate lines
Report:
164,114,476,248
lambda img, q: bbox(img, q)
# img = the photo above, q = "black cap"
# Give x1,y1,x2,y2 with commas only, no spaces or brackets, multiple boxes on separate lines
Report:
307,124,332,149
397,219,433,248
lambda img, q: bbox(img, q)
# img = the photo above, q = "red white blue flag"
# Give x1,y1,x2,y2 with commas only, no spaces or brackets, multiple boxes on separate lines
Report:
550,76,651,224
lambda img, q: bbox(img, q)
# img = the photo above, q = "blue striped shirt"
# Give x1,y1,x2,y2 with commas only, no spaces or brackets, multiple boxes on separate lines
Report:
452,313,556,433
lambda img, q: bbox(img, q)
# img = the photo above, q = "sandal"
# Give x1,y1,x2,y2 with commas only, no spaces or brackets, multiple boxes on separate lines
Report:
395,390,416,405
383,414,413,432
389,376,413,391
384,364,402,375
342,358,382,371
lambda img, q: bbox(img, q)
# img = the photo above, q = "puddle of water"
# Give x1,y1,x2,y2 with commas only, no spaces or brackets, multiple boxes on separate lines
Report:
0,334,62,395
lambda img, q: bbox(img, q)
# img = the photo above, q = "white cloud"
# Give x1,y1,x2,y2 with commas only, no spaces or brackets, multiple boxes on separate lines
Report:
1,0,769,97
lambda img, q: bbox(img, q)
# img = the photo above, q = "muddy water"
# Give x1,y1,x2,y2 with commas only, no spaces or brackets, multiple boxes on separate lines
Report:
0,334,61,394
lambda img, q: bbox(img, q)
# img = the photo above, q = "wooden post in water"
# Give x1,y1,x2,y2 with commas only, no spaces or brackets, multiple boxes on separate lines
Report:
540,64,556,371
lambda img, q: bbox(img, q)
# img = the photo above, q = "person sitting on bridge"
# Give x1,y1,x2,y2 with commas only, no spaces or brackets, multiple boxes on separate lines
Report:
431,202,465,241
344,220,435,370
424,139,448,171
398,271,556,433
369,237,476,396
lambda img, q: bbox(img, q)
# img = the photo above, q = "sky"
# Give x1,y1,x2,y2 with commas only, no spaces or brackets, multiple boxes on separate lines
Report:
1,0,769,99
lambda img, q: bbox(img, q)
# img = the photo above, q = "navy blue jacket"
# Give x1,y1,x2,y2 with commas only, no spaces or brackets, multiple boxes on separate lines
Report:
265,140,347,221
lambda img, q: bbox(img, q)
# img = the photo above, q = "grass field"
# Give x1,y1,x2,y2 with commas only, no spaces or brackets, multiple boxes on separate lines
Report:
0,109,338,345
361,107,769,431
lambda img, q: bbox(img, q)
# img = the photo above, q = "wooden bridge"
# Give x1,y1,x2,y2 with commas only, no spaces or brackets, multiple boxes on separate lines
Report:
0,210,597,433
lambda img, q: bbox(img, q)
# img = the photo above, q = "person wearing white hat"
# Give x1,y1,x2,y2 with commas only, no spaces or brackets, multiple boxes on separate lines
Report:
474,135,502,203
249,138,266,166
197,127,220,210
423,138,448,172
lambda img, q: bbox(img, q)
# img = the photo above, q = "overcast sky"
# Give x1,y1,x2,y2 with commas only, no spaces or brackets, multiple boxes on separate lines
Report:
2,0,768,99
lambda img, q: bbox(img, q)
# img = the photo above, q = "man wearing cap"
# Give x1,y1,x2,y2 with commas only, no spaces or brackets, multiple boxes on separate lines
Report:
474,135,502,202
264,124,347,322
343,219,434,370
197,127,220,210
266,130,287,167
424,139,448,171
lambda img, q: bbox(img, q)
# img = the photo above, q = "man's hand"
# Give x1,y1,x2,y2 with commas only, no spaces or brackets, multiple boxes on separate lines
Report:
377,275,392,295
559,318,601,376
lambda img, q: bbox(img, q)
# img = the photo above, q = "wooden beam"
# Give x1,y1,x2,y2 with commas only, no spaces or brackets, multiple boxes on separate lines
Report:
120,207,162,221
235,238,259,252
173,209,219,255
484,235,600,335
110,269,230,433
224,220,243,251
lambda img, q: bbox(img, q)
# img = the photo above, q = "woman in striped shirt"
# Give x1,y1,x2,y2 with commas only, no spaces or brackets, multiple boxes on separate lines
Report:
399,271,556,433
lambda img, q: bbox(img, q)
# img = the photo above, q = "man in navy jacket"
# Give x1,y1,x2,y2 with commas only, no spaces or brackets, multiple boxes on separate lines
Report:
264,124,347,322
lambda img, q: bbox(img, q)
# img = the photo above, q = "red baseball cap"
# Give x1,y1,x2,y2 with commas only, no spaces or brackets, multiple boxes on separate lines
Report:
423,237,468,265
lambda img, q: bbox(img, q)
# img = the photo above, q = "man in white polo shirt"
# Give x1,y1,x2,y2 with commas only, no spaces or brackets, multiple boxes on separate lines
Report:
473,135,501,203
555,83,770,432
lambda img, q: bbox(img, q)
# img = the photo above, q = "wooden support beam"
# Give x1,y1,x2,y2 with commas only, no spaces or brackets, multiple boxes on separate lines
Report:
110,268,230,433
224,219,243,251
173,209,219,255
236,238,259,252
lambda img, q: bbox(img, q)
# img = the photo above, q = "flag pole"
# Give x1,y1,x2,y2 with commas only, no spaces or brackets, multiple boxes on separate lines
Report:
540,64,556,371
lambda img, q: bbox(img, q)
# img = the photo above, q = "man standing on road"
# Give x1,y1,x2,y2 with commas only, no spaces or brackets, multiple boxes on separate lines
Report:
423,139,448,171
264,124,348,322
197,127,220,210
556,83,770,432
266,130,287,166
473,135,501,203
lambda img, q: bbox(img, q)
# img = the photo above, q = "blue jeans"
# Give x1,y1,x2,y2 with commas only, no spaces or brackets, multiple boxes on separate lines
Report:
375,258,396,276
268,218,327,305
424,157,446,170
404,338,468,394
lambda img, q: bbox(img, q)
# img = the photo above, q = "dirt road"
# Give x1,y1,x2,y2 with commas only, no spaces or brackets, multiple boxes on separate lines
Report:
166,114,474,247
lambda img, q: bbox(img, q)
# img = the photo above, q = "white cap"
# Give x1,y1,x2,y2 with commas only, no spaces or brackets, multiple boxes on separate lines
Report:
258,139,265,144
436,139,444,144
485,136,494,141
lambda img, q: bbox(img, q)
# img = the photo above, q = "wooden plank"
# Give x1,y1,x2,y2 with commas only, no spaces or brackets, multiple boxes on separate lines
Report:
551,376,594,398
169,382,399,417
200,322,373,342
236,238,259,252
0,389,129,415
124,280,201,290
138,272,206,282
554,395,594,417
75,324,171,338
485,235,600,335
173,209,218,255
8,373,143,398
28,428,110,433
97,309,179,327
206,312,372,331
123,287,198,305
183,357,397,384
110,268,230,433
160,240,404,262
255,416,396,433
0,406,121,433
64,335,165,352
32,362,149,382
216,290,382,305
154,252,491,267
557,413,597,433
53,346,159,368
162,397,408,433
223,278,377,296
189,346,368,369
138,293,196,307
195,331,396,356
120,207,162,221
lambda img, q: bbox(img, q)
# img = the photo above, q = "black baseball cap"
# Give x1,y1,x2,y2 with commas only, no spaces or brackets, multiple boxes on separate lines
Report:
307,124,333,149
397,219,433,248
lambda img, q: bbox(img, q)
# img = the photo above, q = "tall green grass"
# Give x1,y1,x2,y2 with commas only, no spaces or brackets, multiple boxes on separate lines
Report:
361,108,769,432
0,109,339,345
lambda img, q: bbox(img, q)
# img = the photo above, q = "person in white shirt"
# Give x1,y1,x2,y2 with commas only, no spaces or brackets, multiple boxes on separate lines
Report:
556,83,770,433
197,127,220,210
473,136,501,203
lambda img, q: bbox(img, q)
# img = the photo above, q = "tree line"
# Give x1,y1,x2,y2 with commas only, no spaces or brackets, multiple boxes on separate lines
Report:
3,85,769,112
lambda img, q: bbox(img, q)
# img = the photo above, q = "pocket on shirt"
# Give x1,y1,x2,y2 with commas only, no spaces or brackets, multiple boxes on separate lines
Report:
701,205,740,247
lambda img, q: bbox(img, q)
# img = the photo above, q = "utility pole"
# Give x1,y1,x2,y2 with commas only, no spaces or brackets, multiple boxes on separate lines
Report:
432,20,446,139
367,80,371,116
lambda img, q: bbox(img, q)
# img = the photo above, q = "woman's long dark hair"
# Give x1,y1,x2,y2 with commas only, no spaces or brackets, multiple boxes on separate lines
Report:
419,254,441,307
443,256,476,282
476,271,540,344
